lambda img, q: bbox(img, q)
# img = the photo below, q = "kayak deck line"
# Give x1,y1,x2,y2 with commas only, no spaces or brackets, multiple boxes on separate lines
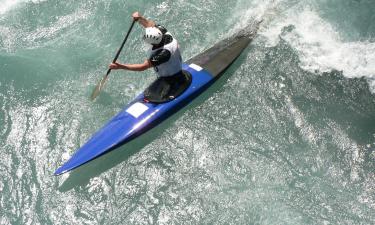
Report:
54,23,260,175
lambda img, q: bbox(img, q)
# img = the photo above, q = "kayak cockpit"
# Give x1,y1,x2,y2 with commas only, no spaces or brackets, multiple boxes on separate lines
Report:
143,70,192,103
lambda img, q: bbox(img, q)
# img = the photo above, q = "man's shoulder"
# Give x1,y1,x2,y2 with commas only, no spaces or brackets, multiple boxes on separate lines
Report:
156,24,168,34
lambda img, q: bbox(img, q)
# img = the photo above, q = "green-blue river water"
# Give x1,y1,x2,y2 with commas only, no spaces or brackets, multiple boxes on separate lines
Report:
1,0,375,224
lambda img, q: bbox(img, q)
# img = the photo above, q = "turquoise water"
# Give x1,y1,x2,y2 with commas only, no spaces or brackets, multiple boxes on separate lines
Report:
1,0,375,224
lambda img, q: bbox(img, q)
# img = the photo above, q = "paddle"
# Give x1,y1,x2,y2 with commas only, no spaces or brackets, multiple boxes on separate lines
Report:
91,19,136,100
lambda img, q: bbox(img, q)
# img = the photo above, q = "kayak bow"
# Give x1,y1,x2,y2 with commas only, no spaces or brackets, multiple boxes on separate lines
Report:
54,23,259,175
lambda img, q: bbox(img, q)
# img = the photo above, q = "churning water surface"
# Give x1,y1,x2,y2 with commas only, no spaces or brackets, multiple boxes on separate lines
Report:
1,0,375,224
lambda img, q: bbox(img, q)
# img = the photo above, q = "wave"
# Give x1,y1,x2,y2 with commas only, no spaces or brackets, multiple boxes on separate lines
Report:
260,2,375,92
0,0,23,15
0,6,91,52
0,0,47,15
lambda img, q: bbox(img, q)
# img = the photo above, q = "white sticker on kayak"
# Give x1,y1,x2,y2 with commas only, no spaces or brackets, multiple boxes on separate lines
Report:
126,102,149,118
189,63,203,71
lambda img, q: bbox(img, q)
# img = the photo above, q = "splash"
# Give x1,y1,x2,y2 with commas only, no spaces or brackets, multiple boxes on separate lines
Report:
261,5,375,92
0,0,47,15
0,0,21,15
0,5,91,52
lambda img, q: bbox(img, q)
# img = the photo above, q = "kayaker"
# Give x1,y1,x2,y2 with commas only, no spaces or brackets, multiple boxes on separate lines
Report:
109,12,190,102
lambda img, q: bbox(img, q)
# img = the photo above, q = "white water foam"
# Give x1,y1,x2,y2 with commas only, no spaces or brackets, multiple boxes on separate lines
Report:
0,0,21,15
0,7,91,52
230,0,283,34
24,9,91,44
0,0,47,15
261,6,375,92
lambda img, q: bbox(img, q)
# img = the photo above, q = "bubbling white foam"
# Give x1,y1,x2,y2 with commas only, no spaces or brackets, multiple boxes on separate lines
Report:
0,0,21,15
261,7,375,92
0,0,47,15
0,7,91,52
230,0,285,34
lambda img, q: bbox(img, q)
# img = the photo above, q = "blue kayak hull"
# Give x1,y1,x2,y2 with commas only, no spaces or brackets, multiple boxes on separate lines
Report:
54,24,259,175
55,64,214,175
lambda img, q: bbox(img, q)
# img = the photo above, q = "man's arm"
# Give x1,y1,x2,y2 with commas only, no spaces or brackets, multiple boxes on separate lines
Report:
132,12,155,28
109,60,152,72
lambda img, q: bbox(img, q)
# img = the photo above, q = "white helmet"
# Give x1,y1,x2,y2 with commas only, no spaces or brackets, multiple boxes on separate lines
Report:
143,27,163,45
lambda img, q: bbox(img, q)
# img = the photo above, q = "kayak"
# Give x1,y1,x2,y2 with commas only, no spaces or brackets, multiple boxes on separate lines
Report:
54,24,259,175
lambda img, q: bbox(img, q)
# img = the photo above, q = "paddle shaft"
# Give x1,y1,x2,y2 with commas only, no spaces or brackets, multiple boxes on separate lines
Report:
106,19,137,77
90,19,137,100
